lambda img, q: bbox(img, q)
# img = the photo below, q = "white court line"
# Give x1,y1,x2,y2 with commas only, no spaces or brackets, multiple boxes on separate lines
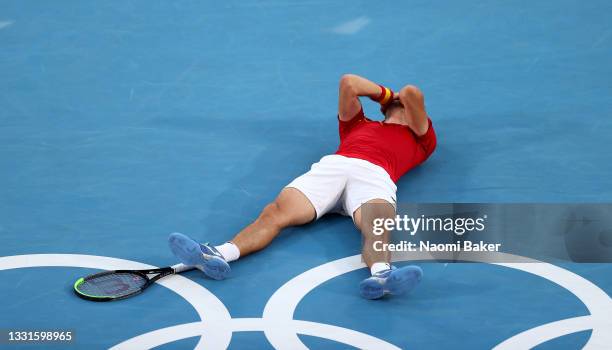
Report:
112,318,400,350
0,254,232,350
263,251,612,349
493,315,610,349
493,262,612,349
0,254,396,349
2,253,610,349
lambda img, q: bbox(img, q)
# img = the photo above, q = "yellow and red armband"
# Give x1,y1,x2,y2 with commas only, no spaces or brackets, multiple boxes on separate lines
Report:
371,85,394,107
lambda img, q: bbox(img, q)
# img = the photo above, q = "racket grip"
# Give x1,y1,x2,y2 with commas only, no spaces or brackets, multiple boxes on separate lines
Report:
171,263,195,273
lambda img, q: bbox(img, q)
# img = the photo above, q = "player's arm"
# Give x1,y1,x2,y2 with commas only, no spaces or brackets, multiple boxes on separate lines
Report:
398,85,430,136
338,74,394,121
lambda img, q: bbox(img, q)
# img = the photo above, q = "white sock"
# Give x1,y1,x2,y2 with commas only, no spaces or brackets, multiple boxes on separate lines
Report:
370,262,391,275
215,242,240,262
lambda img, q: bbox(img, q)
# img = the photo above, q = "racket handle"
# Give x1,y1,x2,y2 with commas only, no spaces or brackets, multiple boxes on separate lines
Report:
171,263,195,273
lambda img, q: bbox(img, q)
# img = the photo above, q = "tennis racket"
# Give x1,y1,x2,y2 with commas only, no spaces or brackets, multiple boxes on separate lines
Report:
73,263,194,302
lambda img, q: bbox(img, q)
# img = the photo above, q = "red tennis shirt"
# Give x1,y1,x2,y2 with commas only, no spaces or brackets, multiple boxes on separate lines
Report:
335,108,437,183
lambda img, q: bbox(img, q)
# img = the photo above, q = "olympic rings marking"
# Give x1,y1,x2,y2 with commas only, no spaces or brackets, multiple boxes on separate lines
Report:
0,254,398,350
263,251,612,349
1,252,610,349
493,316,611,349
111,319,400,350
0,254,232,350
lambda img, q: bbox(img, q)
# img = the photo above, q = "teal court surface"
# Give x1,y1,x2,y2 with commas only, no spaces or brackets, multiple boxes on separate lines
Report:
1,1,612,349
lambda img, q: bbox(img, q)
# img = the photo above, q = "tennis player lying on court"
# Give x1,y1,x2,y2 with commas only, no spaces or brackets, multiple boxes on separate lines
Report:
168,74,437,299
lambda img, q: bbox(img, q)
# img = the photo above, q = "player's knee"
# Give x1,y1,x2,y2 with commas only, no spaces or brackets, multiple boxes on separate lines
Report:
258,202,285,228
400,85,424,101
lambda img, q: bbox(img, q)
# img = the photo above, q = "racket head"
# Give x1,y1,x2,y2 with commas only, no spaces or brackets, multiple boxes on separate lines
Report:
73,270,152,302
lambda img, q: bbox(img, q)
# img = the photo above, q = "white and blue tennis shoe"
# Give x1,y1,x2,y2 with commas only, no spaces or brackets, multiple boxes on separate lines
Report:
168,232,231,280
359,265,423,300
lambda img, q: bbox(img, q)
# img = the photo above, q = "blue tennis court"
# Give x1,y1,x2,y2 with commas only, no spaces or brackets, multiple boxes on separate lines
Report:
1,1,611,349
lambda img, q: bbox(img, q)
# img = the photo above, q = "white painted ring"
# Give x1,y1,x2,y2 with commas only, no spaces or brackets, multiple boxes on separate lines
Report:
263,251,612,349
493,315,612,350
0,254,232,350
0,254,397,349
2,252,610,349
112,318,400,350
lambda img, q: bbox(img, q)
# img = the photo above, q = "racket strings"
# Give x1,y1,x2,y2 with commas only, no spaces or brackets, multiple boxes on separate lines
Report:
77,272,147,298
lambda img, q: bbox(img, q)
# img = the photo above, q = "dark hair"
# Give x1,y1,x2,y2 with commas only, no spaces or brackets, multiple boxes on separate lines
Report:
382,100,403,118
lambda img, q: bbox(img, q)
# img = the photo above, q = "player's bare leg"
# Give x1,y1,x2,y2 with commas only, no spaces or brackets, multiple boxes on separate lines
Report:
168,187,315,279
230,187,316,256
353,199,394,268
354,199,423,299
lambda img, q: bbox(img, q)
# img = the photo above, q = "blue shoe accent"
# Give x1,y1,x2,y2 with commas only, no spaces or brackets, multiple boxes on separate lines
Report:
359,265,422,300
168,232,231,280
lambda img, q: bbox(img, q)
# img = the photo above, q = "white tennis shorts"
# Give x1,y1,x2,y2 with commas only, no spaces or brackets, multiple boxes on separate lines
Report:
286,155,397,220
